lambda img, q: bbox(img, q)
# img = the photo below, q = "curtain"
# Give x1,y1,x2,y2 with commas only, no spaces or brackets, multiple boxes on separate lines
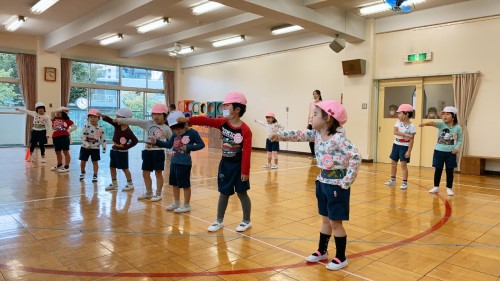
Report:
164,70,175,106
16,54,37,146
452,72,480,170
61,58,72,106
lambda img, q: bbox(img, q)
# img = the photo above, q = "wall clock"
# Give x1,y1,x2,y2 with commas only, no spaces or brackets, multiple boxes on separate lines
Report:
44,67,56,82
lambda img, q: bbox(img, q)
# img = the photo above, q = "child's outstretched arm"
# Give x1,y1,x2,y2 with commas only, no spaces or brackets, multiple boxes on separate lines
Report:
254,119,267,127
419,121,436,128
15,108,36,117
269,129,315,142
116,118,149,130
154,134,175,149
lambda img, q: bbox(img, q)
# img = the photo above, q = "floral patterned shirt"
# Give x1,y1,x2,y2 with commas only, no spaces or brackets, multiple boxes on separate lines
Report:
277,127,361,189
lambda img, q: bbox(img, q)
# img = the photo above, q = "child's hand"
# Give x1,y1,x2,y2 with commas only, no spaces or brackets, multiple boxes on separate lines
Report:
180,145,187,152
452,149,459,154
241,174,249,181
15,108,20,111
268,132,278,141
148,137,157,144
112,119,119,123
418,123,424,127
405,151,411,158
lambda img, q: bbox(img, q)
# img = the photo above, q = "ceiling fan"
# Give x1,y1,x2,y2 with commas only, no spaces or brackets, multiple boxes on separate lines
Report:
384,0,415,13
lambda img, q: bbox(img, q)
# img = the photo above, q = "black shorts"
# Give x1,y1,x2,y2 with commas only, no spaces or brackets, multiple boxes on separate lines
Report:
110,149,129,169
432,149,457,169
265,139,280,152
79,147,100,161
169,163,192,188
316,181,350,221
53,135,70,151
142,150,165,171
30,130,47,145
389,143,410,163
217,159,250,196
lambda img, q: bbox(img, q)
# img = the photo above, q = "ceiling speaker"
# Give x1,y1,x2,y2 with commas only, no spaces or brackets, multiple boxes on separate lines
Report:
329,37,345,53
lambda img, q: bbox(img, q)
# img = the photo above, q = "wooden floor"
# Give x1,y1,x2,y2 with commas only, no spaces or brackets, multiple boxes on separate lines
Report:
0,145,499,281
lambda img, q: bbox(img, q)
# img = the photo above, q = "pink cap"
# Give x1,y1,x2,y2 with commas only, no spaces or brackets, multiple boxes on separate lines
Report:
88,109,100,117
265,112,275,118
440,106,458,115
316,100,347,125
151,104,168,114
397,104,414,112
223,92,247,105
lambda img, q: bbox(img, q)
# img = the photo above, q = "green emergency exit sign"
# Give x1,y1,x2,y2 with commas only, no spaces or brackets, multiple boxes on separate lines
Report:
405,52,432,63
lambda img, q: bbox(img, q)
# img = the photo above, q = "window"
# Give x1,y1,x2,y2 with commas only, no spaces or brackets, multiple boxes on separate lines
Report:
423,84,454,119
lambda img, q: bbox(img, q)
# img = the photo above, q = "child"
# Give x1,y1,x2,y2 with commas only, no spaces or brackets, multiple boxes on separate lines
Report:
154,110,205,213
384,104,416,190
79,109,107,182
178,92,252,232
115,104,172,201
50,107,77,173
387,104,398,118
102,108,138,191
270,100,361,271
254,112,284,169
15,102,51,163
426,107,438,119
419,106,463,196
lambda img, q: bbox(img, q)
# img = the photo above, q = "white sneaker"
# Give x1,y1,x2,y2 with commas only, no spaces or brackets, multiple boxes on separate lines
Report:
271,164,278,169
235,221,252,232
400,182,408,190
57,167,69,173
40,157,46,163
165,202,180,211
174,205,191,213
306,251,328,262
262,163,271,168
385,179,396,186
446,188,454,196
79,173,85,181
207,221,224,232
428,186,439,193
150,193,162,202
105,183,118,191
326,258,348,271
138,192,153,200
122,183,134,191
51,166,61,171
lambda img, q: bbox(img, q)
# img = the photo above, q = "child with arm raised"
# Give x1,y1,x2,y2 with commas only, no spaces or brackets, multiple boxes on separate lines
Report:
254,112,284,169
16,102,51,162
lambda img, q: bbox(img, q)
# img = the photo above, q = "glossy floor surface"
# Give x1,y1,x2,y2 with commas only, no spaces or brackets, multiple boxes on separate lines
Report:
0,146,499,280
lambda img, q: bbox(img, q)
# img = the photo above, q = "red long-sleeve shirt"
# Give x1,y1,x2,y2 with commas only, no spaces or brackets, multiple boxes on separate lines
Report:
189,116,252,176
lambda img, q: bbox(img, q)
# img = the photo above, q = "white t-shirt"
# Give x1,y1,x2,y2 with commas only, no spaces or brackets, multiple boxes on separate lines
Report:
393,120,416,147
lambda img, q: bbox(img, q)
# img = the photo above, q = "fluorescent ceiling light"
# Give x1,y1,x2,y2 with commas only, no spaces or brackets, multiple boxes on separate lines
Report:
212,35,245,48
271,25,304,35
30,0,59,15
192,1,224,15
99,34,123,46
168,46,194,57
137,17,170,33
359,0,426,16
5,16,26,32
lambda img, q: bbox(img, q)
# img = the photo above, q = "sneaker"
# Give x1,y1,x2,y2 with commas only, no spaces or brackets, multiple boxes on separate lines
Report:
57,167,69,173
262,163,271,168
208,221,224,232
122,183,134,191
326,258,348,271
384,179,396,186
306,251,328,262
446,188,454,196
51,166,62,171
105,183,118,191
92,175,98,182
174,205,191,213
150,193,162,202
40,157,46,163
235,221,252,232
79,173,85,181
165,202,180,211
428,186,439,193
138,192,153,200
271,164,278,169
400,182,408,190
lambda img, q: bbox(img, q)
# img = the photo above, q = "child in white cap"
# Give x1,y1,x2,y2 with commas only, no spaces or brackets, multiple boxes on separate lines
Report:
419,106,463,196
254,112,284,169
16,102,51,163
79,109,106,182
270,100,361,271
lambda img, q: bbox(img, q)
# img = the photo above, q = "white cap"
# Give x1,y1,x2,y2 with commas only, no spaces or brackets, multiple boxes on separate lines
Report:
167,111,186,127
116,108,133,118
35,102,45,109
441,106,458,115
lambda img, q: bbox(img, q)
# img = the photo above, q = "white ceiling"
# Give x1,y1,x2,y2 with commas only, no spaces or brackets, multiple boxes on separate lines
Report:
0,0,478,61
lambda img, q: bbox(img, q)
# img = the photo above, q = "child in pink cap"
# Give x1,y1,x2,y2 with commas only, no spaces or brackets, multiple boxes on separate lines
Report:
270,100,361,271
79,109,107,182
177,92,253,232
254,112,284,169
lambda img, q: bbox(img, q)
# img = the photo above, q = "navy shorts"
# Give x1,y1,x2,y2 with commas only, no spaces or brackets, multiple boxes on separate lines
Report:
265,139,280,152
217,159,250,196
53,135,70,151
79,147,100,161
30,130,47,145
141,150,165,171
432,149,457,169
389,143,410,163
169,163,192,188
110,149,129,169
316,181,350,221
